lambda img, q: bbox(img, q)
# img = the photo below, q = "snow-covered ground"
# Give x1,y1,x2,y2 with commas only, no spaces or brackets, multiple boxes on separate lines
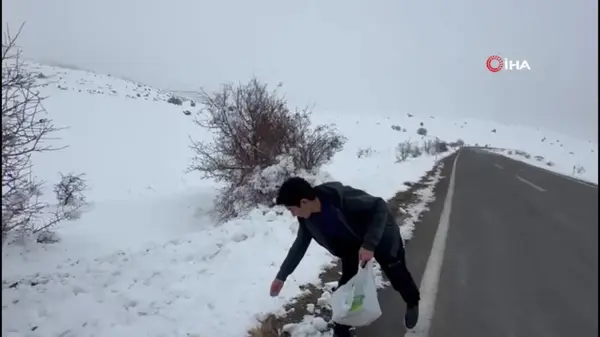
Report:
484,147,597,186
2,62,597,337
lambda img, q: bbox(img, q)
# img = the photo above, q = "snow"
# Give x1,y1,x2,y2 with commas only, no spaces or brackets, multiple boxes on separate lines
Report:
3,208,337,337
484,147,597,185
2,62,598,337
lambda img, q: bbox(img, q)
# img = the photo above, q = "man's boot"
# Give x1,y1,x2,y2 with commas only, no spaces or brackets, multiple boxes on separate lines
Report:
332,323,354,337
405,304,419,329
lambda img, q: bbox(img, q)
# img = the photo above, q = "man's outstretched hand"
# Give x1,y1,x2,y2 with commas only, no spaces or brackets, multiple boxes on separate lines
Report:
358,247,374,265
270,279,285,297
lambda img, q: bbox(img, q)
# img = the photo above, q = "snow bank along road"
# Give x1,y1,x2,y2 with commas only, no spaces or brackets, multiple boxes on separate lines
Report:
357,148,598,337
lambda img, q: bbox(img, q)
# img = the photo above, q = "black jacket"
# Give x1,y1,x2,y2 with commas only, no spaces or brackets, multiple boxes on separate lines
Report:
276,181,402,281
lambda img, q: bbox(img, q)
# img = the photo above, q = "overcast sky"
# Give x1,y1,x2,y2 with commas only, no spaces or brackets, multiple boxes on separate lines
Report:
3,0,598,141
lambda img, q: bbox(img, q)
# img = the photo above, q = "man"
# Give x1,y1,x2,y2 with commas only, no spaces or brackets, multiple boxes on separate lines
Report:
269,177,420,337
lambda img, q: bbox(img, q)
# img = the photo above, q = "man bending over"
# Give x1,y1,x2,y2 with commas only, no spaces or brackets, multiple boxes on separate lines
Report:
269,177,420,336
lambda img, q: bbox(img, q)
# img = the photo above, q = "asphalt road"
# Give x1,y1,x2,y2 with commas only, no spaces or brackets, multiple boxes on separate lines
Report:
357,148,598,337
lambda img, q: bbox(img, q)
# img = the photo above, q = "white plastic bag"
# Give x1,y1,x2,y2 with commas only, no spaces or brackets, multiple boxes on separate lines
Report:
330,260,382,326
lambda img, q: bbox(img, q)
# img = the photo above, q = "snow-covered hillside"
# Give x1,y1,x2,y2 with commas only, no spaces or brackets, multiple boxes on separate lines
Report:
2,62,597,337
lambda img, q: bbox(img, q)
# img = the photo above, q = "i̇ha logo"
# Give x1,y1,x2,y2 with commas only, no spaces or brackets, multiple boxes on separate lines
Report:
486,55,531,72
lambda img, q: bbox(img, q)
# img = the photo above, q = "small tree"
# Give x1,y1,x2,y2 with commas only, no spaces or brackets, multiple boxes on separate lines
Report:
188,78,346,220
395,140,414,162
2,25,87,241
422,138,449,155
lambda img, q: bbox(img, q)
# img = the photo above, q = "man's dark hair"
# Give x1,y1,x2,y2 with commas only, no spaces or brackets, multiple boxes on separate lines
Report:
276,177,317,207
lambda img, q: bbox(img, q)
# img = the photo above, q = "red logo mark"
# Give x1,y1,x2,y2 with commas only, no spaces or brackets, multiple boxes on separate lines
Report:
486,55,503,72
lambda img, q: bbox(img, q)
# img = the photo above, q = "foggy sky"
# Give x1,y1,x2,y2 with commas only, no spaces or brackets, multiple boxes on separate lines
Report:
3,0,598,141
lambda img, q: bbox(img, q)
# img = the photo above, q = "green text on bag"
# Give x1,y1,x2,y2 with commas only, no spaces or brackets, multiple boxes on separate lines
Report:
350,294,365,312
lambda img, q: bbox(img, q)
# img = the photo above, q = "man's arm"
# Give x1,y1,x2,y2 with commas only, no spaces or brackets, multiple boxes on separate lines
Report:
340,185,389,251
276,222,312,281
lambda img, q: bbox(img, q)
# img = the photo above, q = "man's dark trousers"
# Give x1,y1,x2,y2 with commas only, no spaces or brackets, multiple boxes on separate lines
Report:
332,241,420,335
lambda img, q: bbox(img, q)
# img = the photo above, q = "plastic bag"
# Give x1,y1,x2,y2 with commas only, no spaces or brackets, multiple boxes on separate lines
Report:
330,260,382,327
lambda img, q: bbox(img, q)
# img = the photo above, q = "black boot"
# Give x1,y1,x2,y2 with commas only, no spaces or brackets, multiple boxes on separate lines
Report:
405,304,419,329
332,323,354,337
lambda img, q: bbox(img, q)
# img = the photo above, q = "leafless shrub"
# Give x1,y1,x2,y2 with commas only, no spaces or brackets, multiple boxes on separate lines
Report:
396,137,451,163
2,25,88,241
514,150,531,159
167,95,183,105
188,78,345,220
573,165,585,174
448,138,465,147
421,139,435,155
52,173,87,220
422,139,448,155
410,146,422,158
395,140,422,162
357,147,375,158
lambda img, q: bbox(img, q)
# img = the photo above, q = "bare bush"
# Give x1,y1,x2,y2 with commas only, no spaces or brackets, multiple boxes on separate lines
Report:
357,147,375,158
573,165,585,175
188,78,345,220
395,140,422,162
2,26,88,241
395,141,412,162
411,146,422,158
396,137,451,163
448,139,465,147
420,137,449,156
53,173,87,220
421,139,439,155
167,95,183,105
433,140,447,153
421,139,435,155
391,125,402,132
514,150,531,159
417,127,427,136
436,140,449,153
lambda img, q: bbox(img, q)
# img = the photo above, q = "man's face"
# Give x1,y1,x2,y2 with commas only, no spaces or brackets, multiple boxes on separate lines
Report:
286,199,311,218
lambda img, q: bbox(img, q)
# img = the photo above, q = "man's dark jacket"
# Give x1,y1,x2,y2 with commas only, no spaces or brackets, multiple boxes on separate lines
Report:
276,181,402,281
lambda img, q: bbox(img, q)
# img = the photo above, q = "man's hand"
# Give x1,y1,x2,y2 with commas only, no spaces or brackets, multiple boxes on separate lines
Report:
358,247,374,265
270,279,285,297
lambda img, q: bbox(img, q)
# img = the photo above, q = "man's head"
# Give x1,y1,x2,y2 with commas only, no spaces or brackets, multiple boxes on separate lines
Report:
276,177,320,218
